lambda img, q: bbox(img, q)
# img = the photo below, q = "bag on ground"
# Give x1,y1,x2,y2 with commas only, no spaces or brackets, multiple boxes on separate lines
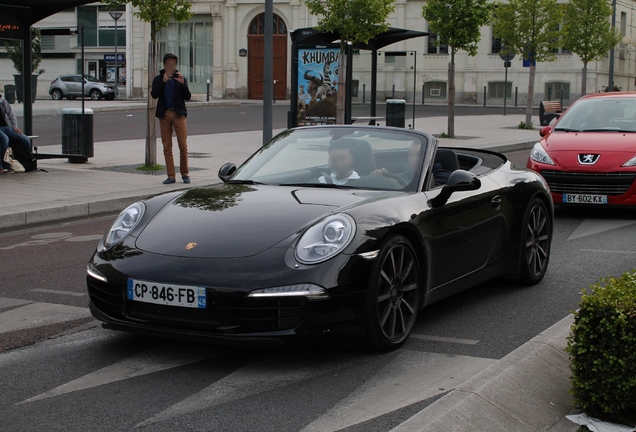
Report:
3,147,26,173
9,140,37,172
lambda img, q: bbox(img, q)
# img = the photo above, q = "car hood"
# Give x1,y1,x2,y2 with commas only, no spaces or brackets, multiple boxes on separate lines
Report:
135,184,386,259
543,132,636,170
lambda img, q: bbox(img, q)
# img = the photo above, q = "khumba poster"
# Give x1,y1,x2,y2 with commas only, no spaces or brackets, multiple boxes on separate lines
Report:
297,47,340,126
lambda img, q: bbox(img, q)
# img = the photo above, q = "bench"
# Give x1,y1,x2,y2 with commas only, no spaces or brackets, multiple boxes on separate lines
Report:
539,101,563,126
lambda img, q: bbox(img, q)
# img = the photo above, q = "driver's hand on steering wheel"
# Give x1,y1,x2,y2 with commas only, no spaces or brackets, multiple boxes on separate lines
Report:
370,168,388,176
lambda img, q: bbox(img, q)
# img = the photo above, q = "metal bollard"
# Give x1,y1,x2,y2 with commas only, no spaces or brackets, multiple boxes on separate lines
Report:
483,86,487,107
560,89,564,108
515,87,518,107
363,84,366,104
206,79,210,102
392,85,395,99
273,80,277,104
422,84,425,105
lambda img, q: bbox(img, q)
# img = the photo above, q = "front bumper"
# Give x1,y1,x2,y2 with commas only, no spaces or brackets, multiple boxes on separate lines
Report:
87,245,371,345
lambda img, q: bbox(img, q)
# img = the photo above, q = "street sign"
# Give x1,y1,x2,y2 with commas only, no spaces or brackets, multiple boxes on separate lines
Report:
499,48,515,62
504,61,512,68
522,59,536,68
104,54,125,63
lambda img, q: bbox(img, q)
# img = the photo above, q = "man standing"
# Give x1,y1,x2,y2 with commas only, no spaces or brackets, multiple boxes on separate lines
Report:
0,93,31,173
151,53,192,184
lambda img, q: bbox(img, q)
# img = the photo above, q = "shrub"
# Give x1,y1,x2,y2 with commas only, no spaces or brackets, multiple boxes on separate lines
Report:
567,271,636,425
517,120,534,130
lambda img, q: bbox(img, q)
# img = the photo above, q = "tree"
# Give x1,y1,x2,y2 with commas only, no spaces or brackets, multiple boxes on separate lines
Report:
423,0,491,138
4,27,46,75
304,0,395,124
103,0,191,167
562,0,620,96
493,0,563,128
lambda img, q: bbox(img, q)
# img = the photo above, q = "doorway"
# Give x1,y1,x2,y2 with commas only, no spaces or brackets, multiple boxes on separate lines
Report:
248,13,287,100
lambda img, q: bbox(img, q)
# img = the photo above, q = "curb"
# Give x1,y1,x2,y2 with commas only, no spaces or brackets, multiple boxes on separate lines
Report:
390,314,576,432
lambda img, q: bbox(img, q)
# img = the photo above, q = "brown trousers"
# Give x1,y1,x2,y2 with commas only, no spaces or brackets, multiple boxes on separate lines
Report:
160,110,189,178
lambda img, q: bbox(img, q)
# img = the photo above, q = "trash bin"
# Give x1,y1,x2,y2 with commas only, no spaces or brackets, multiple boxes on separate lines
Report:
62,108,94,163
386,99,406,128
4,84,16,104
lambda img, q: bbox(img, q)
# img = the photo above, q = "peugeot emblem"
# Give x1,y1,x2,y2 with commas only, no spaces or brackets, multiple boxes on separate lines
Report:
185,242,197,250
578,154,600,165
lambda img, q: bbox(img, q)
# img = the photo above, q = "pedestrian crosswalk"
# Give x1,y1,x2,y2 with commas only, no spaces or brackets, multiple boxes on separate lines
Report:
0,298,498,432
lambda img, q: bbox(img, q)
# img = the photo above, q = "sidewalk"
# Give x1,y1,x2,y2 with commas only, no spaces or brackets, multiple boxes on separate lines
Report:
0,111,580,431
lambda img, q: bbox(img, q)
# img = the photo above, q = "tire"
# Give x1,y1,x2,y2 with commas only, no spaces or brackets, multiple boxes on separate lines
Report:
51,89,63,100
515,198,551,285
363,235,421,350
89,89,102,100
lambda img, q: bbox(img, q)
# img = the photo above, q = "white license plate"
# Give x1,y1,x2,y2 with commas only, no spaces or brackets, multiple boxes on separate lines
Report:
127,279,206,308
562,194,608,204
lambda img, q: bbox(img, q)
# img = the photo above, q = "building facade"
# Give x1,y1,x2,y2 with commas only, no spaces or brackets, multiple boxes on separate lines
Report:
3,0,636,105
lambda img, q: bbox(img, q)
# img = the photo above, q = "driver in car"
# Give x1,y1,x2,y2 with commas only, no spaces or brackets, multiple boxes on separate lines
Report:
371,142,451,187
319,139,361,185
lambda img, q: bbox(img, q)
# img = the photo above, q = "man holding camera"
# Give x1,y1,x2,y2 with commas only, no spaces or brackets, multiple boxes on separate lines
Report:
151,53,192,184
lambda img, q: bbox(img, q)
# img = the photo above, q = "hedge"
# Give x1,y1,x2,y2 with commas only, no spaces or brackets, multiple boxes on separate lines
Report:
567,271,636,425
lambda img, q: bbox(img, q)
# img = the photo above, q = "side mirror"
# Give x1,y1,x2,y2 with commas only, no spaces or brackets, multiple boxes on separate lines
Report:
429,170,481,208
539,126,552,137
218,163,237,182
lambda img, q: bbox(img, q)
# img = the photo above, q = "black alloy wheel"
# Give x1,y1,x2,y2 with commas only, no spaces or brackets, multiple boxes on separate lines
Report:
364,235,421,350
517,198,551,285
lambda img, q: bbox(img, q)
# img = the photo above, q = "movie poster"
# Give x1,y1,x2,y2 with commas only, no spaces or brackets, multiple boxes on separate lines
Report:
297,47,340,126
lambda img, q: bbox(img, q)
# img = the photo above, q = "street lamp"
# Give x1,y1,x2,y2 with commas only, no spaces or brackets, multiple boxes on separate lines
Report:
608,0,617,90
109,11,123,100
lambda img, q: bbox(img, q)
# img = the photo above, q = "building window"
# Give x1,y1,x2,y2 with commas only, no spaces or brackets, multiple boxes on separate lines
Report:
488,81,512,100
157,15,213,94
491,28,502,54
620,11,628,60
384,51,406,69
249,13,287,35
545,82,570,101
427,33,448,54
77,5,126,48
424,81,447,99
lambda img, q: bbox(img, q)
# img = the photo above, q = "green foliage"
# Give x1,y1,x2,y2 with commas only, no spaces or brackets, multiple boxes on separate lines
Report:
439,131,451,138
562,0,621,67
134,164,164,171
517,121,534,129
3,28,45,75
567,272,636,425
102,0,192,40
303,0,395,51
422,0,492,58
493,0,564,63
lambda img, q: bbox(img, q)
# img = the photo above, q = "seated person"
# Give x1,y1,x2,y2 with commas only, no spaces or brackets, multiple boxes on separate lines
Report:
319,139,360,185
371,142,451,187
0,93,31,173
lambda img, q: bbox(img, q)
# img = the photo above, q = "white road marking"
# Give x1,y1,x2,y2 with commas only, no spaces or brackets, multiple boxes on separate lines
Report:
0,297,32,309
31,289,87,297
65,235,104,242
580,249,636,254
136,351,366,428
567,218,636,241
30,232,73,240
0,302,91,334
410,334,480,345
300,350,495,432
18,345,236,405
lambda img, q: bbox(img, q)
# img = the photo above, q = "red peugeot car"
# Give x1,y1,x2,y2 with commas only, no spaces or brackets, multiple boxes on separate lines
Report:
527,92,636,206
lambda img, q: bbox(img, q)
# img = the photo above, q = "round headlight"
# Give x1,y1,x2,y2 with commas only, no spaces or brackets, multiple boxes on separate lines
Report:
101,202,145,250
295,214,356,264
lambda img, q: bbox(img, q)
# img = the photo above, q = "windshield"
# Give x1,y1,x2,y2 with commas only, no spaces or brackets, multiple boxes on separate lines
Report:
231,127,428,191
84,75,100,82
555,97,636,132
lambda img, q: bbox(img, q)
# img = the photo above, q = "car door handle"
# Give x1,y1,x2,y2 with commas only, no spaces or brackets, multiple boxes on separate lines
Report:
491,195,502,210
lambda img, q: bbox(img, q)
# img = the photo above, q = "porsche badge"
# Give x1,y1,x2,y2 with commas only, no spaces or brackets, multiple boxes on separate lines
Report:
185,242,197,250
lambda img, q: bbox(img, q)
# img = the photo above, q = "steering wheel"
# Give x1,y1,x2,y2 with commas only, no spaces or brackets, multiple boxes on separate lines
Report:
382,171,409,187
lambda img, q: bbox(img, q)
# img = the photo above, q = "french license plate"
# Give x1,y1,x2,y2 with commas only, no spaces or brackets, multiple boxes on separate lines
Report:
127,279,206,308
562,194,608,204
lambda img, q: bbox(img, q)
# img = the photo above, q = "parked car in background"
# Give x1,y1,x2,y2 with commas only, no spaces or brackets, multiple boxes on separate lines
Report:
49,74,118,101
527,92,636,206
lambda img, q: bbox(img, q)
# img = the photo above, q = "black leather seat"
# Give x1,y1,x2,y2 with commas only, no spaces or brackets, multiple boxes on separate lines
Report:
434,149,459,172
351,140,377,176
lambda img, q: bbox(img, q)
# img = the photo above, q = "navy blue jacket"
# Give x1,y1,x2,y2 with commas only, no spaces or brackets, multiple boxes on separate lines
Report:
151,69,192,119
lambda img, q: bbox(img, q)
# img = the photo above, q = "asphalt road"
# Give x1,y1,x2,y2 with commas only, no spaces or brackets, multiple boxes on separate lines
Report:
2,152,636,430
24,103,538,147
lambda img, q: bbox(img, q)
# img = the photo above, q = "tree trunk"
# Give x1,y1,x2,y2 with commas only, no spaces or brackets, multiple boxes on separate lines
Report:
581,64,587,97
526,62,535,128
145,39,158,167
336,45,346,125
447,51,456,137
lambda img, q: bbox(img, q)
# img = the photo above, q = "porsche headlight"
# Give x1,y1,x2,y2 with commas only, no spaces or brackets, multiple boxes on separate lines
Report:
622,155,636,167
295,214,356,264
101,202,145,250
530,143,555,165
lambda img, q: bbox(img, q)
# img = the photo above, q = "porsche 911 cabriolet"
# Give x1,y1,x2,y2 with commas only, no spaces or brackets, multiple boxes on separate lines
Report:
87,126,553,350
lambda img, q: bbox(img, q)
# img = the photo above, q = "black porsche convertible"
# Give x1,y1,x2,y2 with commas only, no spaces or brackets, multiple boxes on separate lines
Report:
87,126,553,350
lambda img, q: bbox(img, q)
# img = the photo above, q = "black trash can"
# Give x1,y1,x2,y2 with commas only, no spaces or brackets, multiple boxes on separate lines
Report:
386,99,406,128
4,84,16,104
62,108,94,163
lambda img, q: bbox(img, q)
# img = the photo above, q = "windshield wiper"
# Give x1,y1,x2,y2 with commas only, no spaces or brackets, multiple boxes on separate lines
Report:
554,127,581,132
279,182,359,189
579,128,627,132
225,179,266,185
